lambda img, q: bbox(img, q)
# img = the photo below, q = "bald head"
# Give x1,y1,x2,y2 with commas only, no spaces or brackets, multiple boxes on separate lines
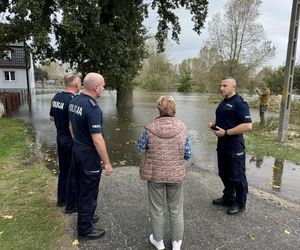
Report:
83,73,104,90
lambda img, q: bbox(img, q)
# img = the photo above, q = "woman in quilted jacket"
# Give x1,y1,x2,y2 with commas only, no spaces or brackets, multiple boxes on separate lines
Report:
136,96,192,250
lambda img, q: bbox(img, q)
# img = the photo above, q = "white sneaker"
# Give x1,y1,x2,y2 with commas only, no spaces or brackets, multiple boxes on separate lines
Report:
172,240,182,250
149,234,165,250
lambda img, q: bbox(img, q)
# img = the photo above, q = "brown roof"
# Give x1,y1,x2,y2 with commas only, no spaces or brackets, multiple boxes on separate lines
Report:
0,44,30,69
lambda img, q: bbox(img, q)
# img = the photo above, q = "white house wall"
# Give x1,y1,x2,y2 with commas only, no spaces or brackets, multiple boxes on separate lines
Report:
0,68,29,90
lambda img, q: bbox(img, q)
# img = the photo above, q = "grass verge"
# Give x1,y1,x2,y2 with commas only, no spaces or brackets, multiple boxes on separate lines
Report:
245,119,300,165
0,118,71,250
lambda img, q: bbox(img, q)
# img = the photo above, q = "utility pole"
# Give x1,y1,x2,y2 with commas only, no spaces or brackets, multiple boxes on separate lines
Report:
277,0,300,142
23,39,32,109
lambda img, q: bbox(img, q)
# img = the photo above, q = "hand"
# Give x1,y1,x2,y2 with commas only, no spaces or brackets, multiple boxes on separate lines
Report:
208,122,215,129
212,127,225,137
103,162,113,176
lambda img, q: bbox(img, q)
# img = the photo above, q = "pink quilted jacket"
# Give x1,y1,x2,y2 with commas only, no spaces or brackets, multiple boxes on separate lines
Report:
139,117,187,183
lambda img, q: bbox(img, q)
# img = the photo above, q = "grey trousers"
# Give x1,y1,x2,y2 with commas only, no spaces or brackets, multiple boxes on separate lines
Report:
147,181,184,241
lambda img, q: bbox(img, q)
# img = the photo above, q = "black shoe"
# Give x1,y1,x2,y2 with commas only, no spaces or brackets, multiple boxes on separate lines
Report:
212,197,234,207
92,215,99,224
57,201,66,207
65,207,78,214
78,228,105,240
227,205,245,215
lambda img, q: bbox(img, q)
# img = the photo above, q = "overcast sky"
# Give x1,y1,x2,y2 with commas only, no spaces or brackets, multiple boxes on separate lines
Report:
144,0,298,67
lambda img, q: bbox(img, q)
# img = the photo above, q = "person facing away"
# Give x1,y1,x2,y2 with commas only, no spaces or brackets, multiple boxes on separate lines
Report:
49,73,81,208
256,86,270,125
208,78,252,215
69,72,113,239
136,96,192,250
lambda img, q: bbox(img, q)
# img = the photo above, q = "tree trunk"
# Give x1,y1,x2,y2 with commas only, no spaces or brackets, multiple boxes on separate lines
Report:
116,84,133,108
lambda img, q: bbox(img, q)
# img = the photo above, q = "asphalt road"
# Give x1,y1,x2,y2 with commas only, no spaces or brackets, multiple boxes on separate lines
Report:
65,165,300,250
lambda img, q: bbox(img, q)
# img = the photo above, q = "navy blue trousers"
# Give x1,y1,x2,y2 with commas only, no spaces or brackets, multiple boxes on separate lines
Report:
217,144,248,208
72,143,102,235
57,135,73,203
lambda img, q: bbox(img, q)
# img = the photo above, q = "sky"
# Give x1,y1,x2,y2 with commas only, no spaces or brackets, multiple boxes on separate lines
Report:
144,0,298,67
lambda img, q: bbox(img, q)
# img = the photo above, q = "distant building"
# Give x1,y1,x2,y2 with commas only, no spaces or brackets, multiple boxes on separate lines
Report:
0,42,35,93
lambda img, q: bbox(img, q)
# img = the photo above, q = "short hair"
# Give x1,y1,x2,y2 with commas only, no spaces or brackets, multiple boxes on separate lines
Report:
157,96,176,117
223,77,236,86
64,73,80,87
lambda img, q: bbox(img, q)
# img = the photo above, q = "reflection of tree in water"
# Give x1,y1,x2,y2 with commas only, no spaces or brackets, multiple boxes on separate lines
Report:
272,159,284,191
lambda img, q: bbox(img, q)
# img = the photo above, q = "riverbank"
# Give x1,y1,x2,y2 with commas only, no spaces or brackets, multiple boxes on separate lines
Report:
246,121,300,165
0,118,72,249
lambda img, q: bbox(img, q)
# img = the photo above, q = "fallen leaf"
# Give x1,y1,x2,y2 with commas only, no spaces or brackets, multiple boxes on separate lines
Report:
119,160,127,166
0,231,3,235
72,239,79,246
2,215,13,219
248,233,256,240
284,229,290,235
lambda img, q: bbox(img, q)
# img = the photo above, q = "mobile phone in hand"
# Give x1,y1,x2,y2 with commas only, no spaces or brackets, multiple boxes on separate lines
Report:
211,125,219,131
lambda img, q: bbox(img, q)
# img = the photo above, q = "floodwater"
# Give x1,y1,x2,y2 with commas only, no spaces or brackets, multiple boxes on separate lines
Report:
13,90,300,204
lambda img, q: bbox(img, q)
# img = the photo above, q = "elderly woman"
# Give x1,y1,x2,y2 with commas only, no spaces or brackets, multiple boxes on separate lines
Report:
136,96,191,250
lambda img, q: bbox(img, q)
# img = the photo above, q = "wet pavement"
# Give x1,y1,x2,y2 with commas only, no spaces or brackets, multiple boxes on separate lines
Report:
12,90,300,204
63,166,300,250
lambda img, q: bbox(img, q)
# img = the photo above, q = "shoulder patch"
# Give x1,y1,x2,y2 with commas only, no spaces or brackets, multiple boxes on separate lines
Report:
89,99,96,108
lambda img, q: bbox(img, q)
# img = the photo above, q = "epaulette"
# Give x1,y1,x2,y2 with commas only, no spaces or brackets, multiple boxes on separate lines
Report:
89,99,97,108
239,95,248,104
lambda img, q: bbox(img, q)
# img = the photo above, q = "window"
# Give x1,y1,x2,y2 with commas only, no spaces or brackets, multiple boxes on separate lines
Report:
4,71,15,81
3,50,12,60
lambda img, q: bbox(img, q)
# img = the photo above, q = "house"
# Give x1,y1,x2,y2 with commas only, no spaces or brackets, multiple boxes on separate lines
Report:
0,42,35,94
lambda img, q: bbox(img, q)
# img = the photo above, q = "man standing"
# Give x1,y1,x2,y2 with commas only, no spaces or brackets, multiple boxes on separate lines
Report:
208,78,252,215
69,72,113,239
50,73,81,207
256,86,270,125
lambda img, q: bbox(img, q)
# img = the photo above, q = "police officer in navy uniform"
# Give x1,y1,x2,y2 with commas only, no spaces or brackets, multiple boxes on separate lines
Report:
69,72,113,239
50,73,81,208
209,77,252,215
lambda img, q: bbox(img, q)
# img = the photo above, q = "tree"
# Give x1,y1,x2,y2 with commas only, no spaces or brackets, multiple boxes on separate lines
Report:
34,67,48,82
176,47,220,92
206,0,275,80
0,0,57,58
176,70,193,92
262,65,300,95
135,40,175,91
41,62,65,82
1,0,209,107
54,0,208,107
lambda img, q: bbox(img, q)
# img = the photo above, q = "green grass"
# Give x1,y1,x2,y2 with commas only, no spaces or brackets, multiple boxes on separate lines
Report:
245,120,300,165
0,119,70,250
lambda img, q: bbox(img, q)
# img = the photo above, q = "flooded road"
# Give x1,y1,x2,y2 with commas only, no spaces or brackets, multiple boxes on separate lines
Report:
13,90,300,204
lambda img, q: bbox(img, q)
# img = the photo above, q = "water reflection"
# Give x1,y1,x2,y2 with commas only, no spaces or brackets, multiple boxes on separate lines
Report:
12,90,300,204
249,156,264,168
272,158,284,191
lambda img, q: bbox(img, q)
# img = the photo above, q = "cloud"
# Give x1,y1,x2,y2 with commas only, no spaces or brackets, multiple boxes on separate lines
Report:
144,0,299,67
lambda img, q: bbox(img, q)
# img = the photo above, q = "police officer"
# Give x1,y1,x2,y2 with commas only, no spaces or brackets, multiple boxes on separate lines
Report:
49,73,81,208
69,72,113,239
208,77,252,215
